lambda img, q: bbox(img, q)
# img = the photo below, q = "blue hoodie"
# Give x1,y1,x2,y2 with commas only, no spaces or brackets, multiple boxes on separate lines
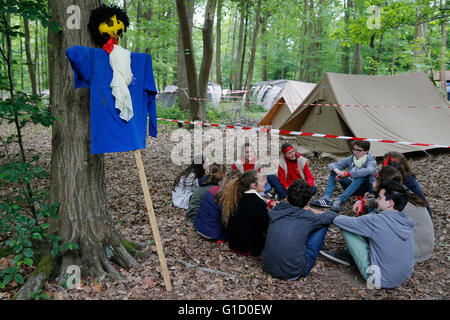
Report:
261,202,337,280
334,210,415,289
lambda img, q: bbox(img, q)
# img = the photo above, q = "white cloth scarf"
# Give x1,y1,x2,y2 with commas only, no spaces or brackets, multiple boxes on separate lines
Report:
109,44,133,121
244,188,266,201
353,154,367,168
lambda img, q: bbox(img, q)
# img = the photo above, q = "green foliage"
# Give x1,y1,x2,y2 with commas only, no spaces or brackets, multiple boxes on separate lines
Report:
29,289,51,300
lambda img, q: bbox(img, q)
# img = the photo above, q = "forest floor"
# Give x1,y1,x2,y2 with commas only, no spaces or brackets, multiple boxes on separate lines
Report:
0,118,449,301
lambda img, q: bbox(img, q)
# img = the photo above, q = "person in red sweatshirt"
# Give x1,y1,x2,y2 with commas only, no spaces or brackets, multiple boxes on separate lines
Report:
267,142,316,200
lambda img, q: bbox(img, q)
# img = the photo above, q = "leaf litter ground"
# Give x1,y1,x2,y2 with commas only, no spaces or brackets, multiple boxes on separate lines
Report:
0,122,448,300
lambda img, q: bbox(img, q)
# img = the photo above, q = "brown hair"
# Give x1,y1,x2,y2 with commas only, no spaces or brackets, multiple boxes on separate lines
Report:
383,152,415,178
375,166,426,207
217,170,260,226
202,163,226,186
352,140,370,151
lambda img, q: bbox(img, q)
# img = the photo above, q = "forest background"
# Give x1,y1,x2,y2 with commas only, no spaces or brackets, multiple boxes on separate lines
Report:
0,0,448,300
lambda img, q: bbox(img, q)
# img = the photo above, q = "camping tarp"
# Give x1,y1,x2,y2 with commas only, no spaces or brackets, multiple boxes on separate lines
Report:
257,80,316,128
279,72,450,157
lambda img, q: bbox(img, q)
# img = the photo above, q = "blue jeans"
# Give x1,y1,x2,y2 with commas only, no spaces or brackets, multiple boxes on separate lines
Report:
324,172,372,203
267,175,317,200
287,226,329,280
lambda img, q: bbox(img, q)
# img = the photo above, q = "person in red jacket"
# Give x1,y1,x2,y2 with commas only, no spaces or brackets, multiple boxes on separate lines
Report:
267,142,316,200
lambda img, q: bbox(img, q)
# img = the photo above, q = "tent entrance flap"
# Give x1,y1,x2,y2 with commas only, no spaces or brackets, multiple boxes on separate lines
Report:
296,105,353,156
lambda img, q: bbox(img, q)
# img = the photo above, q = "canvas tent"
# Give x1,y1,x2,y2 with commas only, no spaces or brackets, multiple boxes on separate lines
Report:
156,83,222,108
279,72,450,157
257,80,316,128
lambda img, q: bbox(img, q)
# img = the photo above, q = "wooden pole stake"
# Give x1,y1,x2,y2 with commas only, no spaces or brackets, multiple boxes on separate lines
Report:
134,149,172,291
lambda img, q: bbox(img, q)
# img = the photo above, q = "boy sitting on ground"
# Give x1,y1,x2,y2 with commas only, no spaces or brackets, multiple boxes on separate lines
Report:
261,179,336,281
311,140,376,212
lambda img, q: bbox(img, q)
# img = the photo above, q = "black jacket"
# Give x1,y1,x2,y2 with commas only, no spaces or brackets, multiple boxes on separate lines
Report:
226,193,269,256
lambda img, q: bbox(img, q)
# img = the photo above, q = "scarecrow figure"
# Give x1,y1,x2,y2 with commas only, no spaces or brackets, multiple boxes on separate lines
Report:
65,5,172,291
66,4,157,154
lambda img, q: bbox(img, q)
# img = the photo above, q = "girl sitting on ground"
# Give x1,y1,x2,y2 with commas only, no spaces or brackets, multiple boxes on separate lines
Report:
353,166,434,263
186,163,226,224
382,152,432,218
172,155,209,210
218,170,279,256
194,170,243,242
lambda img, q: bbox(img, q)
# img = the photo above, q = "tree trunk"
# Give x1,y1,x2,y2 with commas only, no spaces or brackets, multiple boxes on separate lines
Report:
176,0,202,120
244,0,262,107
413,19,427,70
35,20,41,93
353,43,362,74
342,0,351,74
440,1,447,93
215,0,222,85
234,4,245,90
260,13,269,81
228,8,238,90
48,0,139,278
198,0,217,119
135,1,143,53
238,12,248,90
177,0,194,110
23,18,37,95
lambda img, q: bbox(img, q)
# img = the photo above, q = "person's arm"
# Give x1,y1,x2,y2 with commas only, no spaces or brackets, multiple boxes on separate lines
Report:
328,156,351,173
309,210,337,228
277,165,289,189
303,162,315,187
333,214,375,238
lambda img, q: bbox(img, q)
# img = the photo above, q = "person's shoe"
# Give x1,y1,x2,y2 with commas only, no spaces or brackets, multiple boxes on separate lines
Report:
331,199,342,212
310,198,333,208
319,249,354,267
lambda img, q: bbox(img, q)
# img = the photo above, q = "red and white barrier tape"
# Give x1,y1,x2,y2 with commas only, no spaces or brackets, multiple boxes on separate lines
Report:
157,117,450,149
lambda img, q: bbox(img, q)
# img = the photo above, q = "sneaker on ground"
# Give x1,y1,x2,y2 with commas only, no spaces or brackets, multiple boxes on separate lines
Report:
319,249,354,267
310,198,333,208
331,199,342,212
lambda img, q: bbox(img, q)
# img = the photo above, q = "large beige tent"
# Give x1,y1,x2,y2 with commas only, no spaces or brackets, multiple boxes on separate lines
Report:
257,80,316,128
279,72,450,157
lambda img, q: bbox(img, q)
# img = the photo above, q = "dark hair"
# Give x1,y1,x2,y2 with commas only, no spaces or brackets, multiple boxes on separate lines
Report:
378,180,409,211
287,179,312,208
375,166,426,207
172,155,206,191
382,152,415,179
281,142,294,153
88,5,130,47
202,163,226,186
218,170,260,226
352,140,370,151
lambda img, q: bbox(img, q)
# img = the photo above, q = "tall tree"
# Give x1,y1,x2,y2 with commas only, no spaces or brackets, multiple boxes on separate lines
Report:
48,0,139,278
177,0,194,110
234,2,245,90
215,0,222,85
176,0,217,120
244,0,262,106
23,18,37,94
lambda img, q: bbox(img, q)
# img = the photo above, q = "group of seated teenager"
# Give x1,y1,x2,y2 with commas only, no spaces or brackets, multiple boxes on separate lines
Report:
171,140,434,289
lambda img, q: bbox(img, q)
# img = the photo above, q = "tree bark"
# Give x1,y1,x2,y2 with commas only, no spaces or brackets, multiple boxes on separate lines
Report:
215,0,222,85
353,43,362,74
23,18,37,95
177,0,194,110
48,0,139,278
342,0,351,74
234,3,245,90
198,0,217,119
260,13,269,82
244,0,262,107
238,13,248,90
440,0,447,93
176,0,202,120
228,8,238,90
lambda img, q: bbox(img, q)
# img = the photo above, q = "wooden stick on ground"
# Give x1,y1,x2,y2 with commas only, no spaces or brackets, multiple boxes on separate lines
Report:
134,149,172,291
